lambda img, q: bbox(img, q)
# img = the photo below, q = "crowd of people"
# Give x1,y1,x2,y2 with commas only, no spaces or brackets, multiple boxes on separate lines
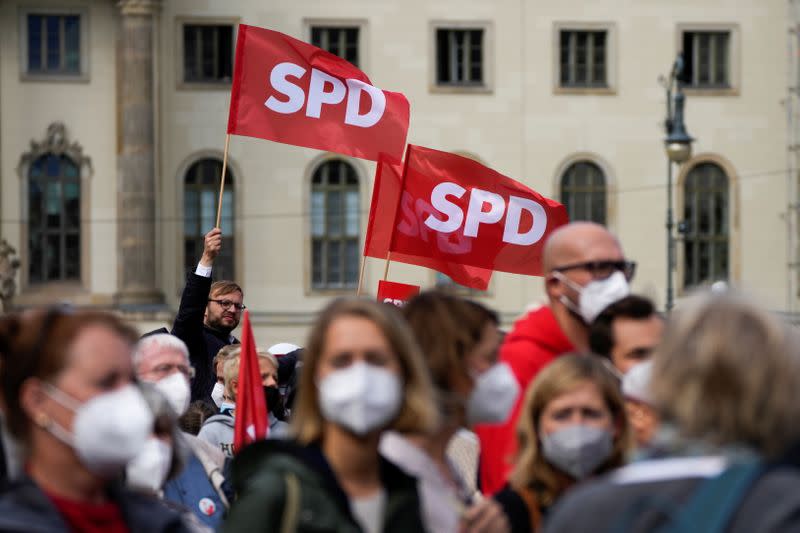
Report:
0,221,799,532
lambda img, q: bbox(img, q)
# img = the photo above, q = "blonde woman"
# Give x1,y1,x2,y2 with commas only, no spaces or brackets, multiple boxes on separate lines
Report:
223,298,438,533
545,292,800,532
495,354,631,533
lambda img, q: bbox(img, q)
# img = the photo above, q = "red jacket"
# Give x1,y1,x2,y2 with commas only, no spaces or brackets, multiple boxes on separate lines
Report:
475,305,574,494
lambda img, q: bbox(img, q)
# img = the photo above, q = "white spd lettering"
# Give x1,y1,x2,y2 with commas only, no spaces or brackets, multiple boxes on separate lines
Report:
423,182,548,246
265,62,386,128
383,298,406,307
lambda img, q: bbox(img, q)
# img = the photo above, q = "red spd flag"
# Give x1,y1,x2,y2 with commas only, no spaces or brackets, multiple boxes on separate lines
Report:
391,145,569,276
227,24,409,161
364,155,493,290
377,280,420,307
233,310,268,453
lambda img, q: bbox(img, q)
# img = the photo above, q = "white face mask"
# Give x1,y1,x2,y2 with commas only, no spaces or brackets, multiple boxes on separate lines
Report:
318,361,402,436
126,436,172,493
541,424,613,480
556,270,630,323
43,384,154,477
153,372,191,416
211,382,225,409
466,363,520,425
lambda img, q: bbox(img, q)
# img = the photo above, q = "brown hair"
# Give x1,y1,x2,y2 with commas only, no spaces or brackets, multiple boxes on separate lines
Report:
210,280,242,298
291,298,438,444
0,309,139,442
650,292,800,459
510,354,631,504
402,291,498,421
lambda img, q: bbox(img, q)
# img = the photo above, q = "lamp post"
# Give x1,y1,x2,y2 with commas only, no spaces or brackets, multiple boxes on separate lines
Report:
663,54,694,312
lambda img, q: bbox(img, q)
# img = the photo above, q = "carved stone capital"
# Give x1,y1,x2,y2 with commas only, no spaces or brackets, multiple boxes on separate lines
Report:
17,122,93,180
117,0,161,16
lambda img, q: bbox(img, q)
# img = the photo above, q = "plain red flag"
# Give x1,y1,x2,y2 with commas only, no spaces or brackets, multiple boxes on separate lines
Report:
364,154,493,290
390,145,569,277
233,310,268,453
227,24,410,161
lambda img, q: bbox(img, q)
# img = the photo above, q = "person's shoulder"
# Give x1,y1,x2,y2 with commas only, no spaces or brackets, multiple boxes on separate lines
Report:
735,466,800,532
0,478,64,532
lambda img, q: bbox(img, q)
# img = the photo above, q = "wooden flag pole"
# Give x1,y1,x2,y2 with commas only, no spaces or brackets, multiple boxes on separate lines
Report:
356,255,367,296
215,134,232,228
382,252,392,281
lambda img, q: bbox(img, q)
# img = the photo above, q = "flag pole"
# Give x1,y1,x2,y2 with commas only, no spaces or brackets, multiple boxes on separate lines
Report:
356,255,367,296
215,134,232,229
383,252,392,281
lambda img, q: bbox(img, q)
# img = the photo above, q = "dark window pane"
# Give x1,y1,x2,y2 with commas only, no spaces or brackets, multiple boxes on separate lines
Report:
345,239,358,284
29,179,43,228
183,25,233,82
184,27,197,80
29,234,43,283
328,241,342,284
64,16,80,72
561,162,606,225
64,183,80,228
46,181,61,228
46,234,61,280
46,16,60,70
312,240,323,286
436,28,483,85
65,234,80,279
683,163,728,287
28,15,42,71
436,29,450,83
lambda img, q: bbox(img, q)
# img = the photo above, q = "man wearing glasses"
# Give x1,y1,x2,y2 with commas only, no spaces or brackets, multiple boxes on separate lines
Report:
172,228,245,406
476,221,635,494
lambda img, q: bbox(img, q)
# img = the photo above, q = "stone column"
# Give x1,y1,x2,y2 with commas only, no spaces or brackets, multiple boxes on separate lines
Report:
115,0,163,305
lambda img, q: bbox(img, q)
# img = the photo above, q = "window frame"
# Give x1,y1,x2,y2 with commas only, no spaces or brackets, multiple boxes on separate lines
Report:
552,22,616,95
429,20,494,94
676,23,740,97
680,162,730,289
18,6,90,83
559,161,608,226
175,17,239,91
304,18,368,71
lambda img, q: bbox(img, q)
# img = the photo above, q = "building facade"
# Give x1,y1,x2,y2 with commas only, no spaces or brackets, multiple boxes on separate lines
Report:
0,0,794,343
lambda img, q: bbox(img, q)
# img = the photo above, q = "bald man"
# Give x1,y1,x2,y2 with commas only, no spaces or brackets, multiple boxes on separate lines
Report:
476,222,635,494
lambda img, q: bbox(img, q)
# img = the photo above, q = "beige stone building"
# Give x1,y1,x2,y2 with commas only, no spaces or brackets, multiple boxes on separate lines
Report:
0,0,796,343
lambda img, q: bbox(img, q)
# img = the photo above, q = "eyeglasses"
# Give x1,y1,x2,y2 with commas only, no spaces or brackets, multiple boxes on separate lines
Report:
147,363,196,379
208,299,246,311
552,260,636,281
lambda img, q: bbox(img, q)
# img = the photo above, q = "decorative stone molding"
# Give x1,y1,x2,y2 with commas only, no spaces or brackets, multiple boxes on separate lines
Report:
17,122,93,179
0,240,21,312
117,0,161,16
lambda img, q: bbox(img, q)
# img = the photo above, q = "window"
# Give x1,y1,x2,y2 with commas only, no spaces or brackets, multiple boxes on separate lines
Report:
681,31,730,88
683,163,729,287
28,154,81,283
559,30,607,88
182,24,234,83
560,162,607,225
311,161,360,289
21,10,87,80
184,159,235,280
436,28,484,86
311,26,359,66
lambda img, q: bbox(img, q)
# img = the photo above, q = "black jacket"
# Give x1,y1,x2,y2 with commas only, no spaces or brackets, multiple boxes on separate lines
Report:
171,271,238,405
223,439,428,533
0,476,190,533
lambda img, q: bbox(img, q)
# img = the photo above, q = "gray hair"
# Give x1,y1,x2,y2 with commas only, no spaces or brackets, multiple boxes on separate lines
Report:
133,333,190,368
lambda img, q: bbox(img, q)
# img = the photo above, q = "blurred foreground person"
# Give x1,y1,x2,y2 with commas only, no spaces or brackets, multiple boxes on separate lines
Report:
545,292,800,532
477,222,633,493
496,354,631,533
0,309,191,532
134,334,229,529
223,298,438,533
381,291,513,533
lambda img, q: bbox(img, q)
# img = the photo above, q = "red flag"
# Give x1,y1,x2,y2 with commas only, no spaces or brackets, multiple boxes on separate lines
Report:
227,24,410,161
233,310,268,453
390,145,569,276
377,280,421,307
364,154,493,290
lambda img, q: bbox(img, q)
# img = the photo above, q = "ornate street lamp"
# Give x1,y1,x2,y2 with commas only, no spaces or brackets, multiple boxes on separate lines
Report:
662,54,694,312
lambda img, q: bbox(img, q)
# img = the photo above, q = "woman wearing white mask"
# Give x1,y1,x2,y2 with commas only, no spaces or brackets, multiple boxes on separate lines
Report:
495,354,631,533
380,291,515,533
223,298,438,533
0,309,192,532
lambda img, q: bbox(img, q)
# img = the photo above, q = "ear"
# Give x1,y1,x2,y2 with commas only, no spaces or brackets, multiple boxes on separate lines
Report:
19,378,48,424
544,273,562,302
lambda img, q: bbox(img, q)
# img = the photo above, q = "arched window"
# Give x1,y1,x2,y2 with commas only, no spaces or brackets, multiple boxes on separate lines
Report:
184,158,235,280
683,162,729,287
28,154,81,283
560,161,607,225
311,160,359,289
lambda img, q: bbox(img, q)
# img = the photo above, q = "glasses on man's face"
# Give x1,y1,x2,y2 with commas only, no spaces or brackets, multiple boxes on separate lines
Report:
208,299,246,311
148,363,195,380
552,260,637,281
